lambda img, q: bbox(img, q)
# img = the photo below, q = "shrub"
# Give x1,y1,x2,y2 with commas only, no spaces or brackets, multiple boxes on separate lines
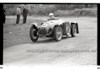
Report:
54,8,97,17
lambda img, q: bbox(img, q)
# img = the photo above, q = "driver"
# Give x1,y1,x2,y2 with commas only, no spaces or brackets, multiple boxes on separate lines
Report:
48,13,56,20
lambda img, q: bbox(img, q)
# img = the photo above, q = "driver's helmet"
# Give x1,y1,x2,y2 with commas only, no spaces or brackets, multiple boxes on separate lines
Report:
48,13,55,20
49,13,54,16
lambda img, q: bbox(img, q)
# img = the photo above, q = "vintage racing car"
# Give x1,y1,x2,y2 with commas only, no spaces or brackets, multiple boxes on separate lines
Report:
29,19,79,42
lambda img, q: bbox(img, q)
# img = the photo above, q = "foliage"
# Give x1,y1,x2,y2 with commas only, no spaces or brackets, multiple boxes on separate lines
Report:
3,4,97,16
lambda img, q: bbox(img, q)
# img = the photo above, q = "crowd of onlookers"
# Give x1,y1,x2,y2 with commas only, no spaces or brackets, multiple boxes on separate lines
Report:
3,4,57,25
3,5,28,24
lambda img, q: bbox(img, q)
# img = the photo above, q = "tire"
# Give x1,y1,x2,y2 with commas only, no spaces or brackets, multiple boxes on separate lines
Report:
71,23,77,37
54,26,63,41
76,23,79,33
63,23,71,37
29,26,38,42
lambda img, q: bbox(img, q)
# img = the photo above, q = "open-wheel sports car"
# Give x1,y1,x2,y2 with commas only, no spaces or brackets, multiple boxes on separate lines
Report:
29,19,79,42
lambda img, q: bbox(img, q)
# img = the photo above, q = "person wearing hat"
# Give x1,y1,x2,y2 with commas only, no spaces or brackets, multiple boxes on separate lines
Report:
48,13,56,20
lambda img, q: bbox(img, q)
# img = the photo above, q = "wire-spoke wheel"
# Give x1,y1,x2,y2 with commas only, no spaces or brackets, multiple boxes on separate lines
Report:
30,26,38,42
63,23,71,37
54,26,63,41
71,24,77,37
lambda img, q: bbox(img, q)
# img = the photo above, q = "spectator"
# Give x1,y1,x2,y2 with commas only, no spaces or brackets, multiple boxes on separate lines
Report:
22,5,28,24
16,6,21,24
3,7,6,24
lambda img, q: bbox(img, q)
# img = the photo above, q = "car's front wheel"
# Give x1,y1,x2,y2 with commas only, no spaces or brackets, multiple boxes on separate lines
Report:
29,26,38,42
54,26,63,41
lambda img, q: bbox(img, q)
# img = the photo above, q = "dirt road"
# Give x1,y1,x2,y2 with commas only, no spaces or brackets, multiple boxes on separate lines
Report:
3,16,97,66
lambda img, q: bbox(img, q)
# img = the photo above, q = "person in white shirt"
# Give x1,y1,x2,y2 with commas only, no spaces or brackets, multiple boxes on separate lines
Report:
16,6,21,24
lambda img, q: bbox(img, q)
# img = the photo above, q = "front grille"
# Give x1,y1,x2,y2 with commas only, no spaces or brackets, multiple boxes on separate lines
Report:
38,27,48,36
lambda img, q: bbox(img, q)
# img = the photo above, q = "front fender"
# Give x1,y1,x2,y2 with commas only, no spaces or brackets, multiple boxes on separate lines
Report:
31,23,38,29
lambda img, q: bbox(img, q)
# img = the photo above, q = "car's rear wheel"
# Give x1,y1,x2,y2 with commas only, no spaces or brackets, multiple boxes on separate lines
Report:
30,26,38,42
54,26,63,41
71,23,77,37
76,23,79,33
63,23,71,37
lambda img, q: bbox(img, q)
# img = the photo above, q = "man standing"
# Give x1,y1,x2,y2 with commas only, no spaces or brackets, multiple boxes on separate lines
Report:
22,5,28,24
16,6,21,24
3,7,6,24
